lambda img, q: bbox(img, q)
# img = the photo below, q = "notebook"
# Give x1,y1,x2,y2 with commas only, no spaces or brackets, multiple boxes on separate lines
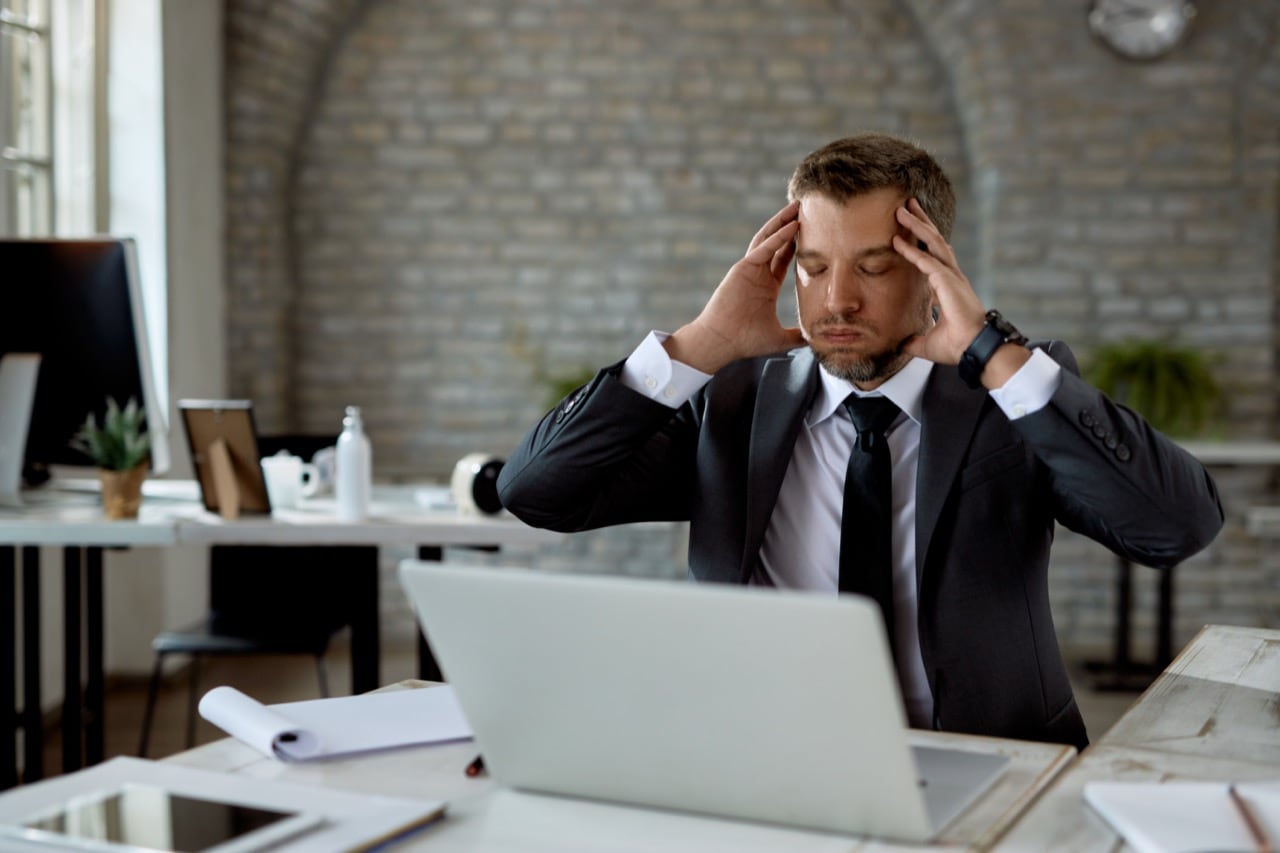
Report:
398,561,1009,842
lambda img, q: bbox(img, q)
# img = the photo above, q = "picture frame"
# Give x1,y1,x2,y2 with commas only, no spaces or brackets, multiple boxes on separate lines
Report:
177,399,270,518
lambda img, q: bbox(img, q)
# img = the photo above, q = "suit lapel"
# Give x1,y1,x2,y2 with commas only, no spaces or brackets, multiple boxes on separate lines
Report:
915,365,987,582
740,349,819,578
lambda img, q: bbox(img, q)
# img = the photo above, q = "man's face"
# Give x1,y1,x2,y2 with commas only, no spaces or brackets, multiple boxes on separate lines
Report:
794,188,932,389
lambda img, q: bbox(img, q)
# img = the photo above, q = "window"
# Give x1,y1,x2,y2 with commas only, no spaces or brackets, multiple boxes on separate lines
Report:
1,0,166,403
0,0,52,235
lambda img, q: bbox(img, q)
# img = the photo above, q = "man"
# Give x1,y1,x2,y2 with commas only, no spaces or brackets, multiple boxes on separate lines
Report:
496,133,1223,749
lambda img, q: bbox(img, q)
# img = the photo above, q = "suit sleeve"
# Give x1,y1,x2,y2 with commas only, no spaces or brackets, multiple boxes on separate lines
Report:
496,362,703,532
1016,340,1224,568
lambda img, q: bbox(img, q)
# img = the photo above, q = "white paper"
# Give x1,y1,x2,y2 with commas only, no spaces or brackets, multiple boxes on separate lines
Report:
198,687,321,760
198,685,472,762
1084,779,1280,853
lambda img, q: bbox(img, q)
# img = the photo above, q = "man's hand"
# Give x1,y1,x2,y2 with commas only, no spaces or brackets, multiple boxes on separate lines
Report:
663,201,807,374
892,198,1029,387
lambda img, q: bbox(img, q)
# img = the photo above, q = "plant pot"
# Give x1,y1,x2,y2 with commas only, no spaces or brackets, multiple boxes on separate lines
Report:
98,463,148,519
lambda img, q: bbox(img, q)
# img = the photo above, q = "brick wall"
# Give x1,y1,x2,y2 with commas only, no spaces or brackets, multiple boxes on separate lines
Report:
224,0,1280,655
224,0,367,431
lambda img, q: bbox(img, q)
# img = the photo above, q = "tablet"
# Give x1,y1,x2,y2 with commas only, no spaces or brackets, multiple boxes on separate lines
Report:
3,782,324,852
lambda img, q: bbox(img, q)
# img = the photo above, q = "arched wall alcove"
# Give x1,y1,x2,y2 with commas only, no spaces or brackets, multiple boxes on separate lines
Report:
279,0,971,474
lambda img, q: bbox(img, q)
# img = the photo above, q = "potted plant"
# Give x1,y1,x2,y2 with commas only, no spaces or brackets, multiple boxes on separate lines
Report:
70,396,151,518
1084,340,1223,438
542,366,598,409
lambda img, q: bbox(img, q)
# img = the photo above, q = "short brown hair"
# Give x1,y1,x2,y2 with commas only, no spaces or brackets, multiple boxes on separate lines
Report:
787,133,956,239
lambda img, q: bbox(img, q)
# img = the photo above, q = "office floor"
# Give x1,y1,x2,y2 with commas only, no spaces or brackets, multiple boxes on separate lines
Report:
35,639,1138,779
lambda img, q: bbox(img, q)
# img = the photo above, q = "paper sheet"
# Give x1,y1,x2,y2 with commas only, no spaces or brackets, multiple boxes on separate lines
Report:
198,684,473,762
1084,779,1280,853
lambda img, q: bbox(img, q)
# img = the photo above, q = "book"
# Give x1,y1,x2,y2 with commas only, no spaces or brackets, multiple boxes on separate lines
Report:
198,683,473,762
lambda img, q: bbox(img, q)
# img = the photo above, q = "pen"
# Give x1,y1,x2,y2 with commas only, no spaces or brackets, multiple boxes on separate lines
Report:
1228,784,1273,853
464,754,486,778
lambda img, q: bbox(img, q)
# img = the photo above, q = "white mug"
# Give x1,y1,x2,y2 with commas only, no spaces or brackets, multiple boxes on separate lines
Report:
261,452,319,510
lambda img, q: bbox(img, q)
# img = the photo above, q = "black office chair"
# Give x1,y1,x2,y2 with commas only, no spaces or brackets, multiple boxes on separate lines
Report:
137,437,377,757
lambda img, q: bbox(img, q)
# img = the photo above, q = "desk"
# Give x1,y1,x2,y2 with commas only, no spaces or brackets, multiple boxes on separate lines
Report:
993,624,1280,849
164,682,1075,851
1,485,558,788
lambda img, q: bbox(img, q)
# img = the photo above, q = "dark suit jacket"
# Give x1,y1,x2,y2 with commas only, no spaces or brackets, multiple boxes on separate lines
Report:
497,342,1224,749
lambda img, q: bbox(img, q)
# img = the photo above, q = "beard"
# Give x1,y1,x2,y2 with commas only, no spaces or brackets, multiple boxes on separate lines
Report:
814,338,911,384
808,292,933,384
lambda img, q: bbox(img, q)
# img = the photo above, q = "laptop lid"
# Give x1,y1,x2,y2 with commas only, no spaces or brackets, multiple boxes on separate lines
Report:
398,561,1006,842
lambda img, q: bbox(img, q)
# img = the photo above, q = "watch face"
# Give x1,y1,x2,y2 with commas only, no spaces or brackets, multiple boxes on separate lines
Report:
1088,0,1196,60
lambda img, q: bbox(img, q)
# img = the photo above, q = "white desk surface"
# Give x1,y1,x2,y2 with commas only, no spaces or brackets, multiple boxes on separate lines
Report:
165,681,1075,852
0,488,180,546
991,625,1280,850
0,481,560,549
1177,439,1280,465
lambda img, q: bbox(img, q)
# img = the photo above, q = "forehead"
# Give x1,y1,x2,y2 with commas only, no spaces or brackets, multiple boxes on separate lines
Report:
795,188,907,256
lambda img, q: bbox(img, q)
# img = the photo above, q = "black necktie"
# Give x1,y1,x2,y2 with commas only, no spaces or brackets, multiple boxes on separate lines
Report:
839,395,901,648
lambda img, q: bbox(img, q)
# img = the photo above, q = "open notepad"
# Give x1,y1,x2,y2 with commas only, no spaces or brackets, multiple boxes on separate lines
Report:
1085,779,1280,853
198,684,473,762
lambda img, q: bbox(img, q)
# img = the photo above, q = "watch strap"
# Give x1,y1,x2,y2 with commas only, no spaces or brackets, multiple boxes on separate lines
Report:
959,310,1028,389
958,323,1007,389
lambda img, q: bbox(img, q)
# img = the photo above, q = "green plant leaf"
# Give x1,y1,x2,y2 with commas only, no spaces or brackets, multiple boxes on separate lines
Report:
69,395,151,471
1084,340,1223,438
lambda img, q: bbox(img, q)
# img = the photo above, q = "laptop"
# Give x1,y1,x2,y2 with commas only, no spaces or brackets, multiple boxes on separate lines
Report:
398,561,1009,843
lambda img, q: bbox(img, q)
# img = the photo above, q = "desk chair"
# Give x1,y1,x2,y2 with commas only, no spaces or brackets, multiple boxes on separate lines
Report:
137,438,378,757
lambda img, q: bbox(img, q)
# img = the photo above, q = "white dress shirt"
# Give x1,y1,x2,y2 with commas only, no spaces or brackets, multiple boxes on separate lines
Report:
620,332,1061,728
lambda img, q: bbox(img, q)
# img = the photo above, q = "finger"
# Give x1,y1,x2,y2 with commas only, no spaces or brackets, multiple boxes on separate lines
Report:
745,219,799,265
895,201,957,265
907,197,939,228
747,200,801,251
769,234,797,280
892,233,949,276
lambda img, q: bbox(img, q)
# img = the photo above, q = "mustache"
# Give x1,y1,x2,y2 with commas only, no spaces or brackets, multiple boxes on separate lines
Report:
812,313,877,334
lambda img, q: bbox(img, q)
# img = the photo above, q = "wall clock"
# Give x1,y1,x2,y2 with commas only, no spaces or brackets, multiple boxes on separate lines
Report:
1088,0,1197,60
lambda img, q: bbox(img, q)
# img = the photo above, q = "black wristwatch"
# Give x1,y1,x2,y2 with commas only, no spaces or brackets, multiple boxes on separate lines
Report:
958,310,1029,389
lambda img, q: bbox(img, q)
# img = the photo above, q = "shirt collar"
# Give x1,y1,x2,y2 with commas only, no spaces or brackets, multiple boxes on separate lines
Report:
809,357,930,428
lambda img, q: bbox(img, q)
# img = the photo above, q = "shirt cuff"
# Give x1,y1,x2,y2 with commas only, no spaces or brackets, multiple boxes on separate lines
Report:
988,348,1062,420
619,331,712,408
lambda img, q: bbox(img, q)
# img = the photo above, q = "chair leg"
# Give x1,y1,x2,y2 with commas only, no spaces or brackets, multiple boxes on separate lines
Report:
315,655,330,698
185,656,202,749
137,653,166,757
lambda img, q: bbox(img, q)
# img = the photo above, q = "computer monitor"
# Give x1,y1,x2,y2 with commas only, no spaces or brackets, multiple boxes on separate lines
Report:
0,238,170,486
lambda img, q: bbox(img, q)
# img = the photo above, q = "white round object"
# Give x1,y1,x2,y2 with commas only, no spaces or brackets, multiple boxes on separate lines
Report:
451,453,505,515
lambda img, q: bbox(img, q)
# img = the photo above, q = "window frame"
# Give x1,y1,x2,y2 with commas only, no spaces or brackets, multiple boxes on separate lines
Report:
0,0,54,235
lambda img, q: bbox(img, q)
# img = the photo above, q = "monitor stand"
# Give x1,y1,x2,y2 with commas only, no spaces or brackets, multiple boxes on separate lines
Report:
0,353,41,507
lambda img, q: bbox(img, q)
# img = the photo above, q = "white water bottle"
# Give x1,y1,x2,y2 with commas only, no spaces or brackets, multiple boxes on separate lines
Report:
335,405,372,521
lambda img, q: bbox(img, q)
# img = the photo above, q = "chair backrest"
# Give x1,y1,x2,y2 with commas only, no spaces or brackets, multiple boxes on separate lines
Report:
206,434,370,640
208,545,376,639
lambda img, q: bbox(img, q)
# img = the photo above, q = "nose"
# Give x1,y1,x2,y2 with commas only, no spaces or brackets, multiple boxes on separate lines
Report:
824,265,863,314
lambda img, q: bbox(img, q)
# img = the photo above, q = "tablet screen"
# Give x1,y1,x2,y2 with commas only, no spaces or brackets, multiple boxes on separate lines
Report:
19,783,316,852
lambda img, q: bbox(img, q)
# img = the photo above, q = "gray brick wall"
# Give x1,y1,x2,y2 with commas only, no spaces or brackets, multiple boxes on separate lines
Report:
225,0,1280,656
283,0,969,470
